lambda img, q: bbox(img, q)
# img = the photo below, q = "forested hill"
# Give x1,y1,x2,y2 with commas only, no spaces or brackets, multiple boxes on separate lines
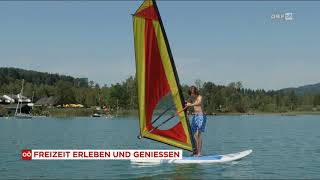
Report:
281,83,320,95
0,67,88,87
0,67,320,113
0,67,135,109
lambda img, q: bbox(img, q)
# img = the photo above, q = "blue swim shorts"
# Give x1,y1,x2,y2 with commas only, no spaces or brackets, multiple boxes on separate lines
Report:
191,114,207,133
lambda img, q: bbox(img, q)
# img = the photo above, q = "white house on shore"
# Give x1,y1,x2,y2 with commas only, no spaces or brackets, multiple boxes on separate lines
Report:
2,95,15,103
0,94,31,104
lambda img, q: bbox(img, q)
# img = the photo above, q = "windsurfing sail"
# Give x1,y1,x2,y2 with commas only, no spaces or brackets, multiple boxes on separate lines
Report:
132,0,194,151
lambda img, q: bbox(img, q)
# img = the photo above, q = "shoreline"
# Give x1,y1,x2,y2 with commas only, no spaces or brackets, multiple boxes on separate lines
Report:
213,111,320,116
6,109,320,118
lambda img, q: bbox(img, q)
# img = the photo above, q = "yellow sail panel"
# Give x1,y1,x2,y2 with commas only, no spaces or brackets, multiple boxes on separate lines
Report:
135,0,153,14
133,0,194,151
133,16,146,134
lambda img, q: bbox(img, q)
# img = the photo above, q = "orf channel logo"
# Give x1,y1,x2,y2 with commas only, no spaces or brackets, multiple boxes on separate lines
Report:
21,149,32,160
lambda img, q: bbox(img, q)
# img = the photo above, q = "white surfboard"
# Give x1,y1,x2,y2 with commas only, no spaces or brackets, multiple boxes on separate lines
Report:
131,149,252,165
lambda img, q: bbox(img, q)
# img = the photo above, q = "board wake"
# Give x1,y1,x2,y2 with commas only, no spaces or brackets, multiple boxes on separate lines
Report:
131,149,253,164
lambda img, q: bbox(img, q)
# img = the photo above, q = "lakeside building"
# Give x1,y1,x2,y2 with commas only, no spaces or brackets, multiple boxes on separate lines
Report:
35,96,59,107
0,94,31,104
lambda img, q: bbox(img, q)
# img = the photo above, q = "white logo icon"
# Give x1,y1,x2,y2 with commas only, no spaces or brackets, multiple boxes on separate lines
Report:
285,13,293,21
22,152,32,157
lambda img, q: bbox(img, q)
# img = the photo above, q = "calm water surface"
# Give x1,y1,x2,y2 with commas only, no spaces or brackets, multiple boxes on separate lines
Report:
0,115,320,179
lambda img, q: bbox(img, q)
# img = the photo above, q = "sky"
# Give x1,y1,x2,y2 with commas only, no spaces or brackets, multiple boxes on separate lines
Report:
0,1,319,90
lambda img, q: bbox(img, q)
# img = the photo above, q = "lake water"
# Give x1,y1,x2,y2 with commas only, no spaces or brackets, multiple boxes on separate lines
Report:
1,115,320,179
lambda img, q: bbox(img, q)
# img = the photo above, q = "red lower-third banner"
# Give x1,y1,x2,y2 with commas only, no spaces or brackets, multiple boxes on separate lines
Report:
21,149,182,160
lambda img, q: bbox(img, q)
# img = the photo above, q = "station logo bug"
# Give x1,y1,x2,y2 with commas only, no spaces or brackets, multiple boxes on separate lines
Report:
271,12,294,21
21,149,32,160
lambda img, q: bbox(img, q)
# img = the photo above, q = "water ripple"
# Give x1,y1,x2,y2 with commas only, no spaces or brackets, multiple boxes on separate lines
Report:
1,116,320,179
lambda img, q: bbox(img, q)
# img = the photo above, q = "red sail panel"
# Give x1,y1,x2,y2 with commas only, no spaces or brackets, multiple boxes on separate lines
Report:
135,5,159,21
144,19,187,143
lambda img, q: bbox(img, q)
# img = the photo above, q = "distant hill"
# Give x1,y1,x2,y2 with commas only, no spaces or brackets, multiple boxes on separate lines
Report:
281,82,320,94
0,67,88,87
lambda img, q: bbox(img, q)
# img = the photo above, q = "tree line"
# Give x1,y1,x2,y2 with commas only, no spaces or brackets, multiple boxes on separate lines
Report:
1,67,320,113
0,67,88,88
192,81,320,113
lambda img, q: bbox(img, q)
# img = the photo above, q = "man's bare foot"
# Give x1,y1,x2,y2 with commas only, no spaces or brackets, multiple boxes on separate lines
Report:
190,151,197,156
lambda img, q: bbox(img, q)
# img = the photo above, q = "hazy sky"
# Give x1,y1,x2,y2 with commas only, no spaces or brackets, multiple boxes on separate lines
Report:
0,1,319,90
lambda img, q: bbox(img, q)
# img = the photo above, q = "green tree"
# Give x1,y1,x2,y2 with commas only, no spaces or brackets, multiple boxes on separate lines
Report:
108,83,129,109
56,81,77,105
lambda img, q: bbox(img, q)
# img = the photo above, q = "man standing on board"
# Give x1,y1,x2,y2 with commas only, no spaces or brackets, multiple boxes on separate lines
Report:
185,86,207,156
